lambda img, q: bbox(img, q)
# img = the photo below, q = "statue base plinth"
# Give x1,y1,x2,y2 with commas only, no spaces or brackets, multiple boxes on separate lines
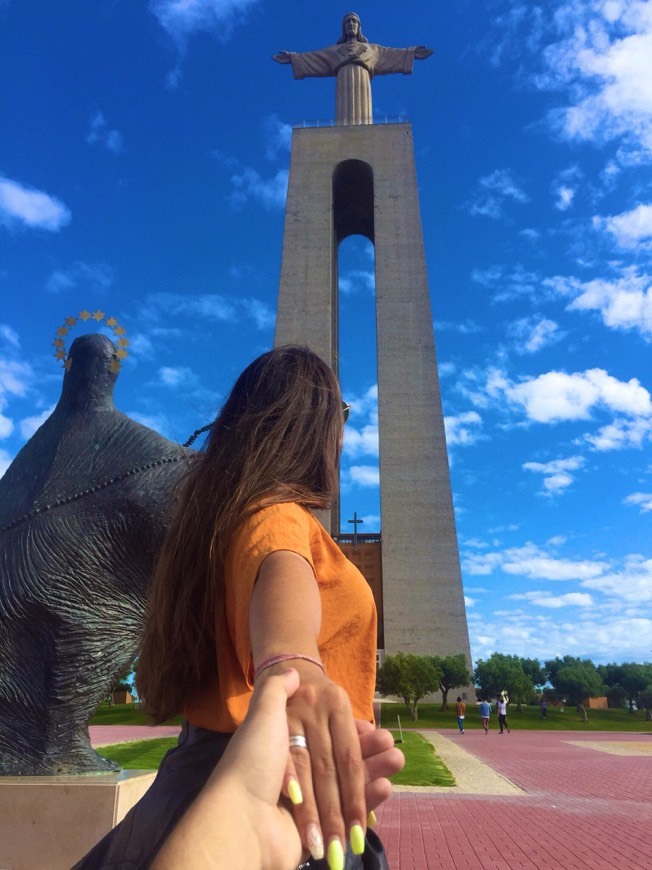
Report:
0,769,156,869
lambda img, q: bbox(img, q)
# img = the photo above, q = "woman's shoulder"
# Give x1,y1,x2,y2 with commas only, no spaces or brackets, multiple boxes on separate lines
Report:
233,501,316,543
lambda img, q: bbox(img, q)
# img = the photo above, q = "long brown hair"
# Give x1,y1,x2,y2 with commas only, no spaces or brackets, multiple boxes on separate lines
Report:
137,346,343,722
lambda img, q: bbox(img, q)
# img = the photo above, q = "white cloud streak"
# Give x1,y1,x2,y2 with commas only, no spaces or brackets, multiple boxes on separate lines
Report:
86,112,124,154
623,491,652,513
523,455,585,495
229,168,288,210
594,202,652,249
46,262,113,295
486,366,651,424
150,0,258,45
547,266,652,340
0,176,71,232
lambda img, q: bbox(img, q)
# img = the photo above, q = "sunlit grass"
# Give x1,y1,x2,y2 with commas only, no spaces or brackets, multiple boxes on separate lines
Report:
390,730,455,787
98,737,178,769
97,731,456,788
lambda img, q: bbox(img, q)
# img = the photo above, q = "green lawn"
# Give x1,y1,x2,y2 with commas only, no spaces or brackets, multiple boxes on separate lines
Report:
390,731,455,787
379,702,652,732
97,731,456,788
90,702,182,726
99,737,179,769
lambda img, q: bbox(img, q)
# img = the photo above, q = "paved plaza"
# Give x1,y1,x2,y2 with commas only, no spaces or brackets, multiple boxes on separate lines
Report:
90,725,652,870
377,729,652,870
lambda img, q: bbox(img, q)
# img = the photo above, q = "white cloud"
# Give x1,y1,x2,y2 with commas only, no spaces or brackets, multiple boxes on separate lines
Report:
509,591,594,608
623,491,652,513
262,114,292,160
490,367,652,423
523,455,585,495
86,112,124,154
343,384,379,459
464,595,476,608
537,1,652,158
435,319,482,334
150,0,258,46
0,447,12,478
508,316,562,353
46,261,113,294
471,264,541,302
467,168,529,219
583,415,652,450
146,291,238,323
0,325,20,349
19,405,55,439
444,411,482,447
0,413,12,438
0,176,71,232
581,554,652,603
241,298,275,330
128,333,155,360
555,186,575,211
158,366,198,388
349,465,380,487
547,267,652,339
594,203,652,249
463,542,608,581
230,168,288,210
0,358,31,402
339,270,375,296
0,357,32,440
344,424,379,459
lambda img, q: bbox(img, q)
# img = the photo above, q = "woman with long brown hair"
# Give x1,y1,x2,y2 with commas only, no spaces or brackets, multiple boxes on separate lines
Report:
76,345,392,870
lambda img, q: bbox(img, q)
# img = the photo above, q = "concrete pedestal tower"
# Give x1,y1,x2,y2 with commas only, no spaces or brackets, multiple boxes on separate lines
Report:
273,14,472,664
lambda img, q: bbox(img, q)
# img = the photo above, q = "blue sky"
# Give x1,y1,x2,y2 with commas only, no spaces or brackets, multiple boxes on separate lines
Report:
1,0,651,666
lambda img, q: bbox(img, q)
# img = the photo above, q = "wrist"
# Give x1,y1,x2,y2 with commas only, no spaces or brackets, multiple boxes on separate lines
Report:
253,653,324,683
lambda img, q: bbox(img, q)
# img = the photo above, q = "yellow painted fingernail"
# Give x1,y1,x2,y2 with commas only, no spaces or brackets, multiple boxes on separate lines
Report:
327,837,344,870
367,810,377,828
287,777,303,805
350,823,365,855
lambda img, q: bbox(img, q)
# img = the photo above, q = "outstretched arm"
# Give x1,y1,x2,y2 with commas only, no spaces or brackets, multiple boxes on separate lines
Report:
249,550,367,869
152,669,404,870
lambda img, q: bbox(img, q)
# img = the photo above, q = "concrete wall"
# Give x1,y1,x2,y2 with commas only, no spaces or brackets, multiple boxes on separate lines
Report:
275,124,473,669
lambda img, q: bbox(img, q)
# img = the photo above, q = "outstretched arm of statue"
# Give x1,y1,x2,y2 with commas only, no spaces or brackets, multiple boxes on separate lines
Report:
414,45,434,59
273,50,292,63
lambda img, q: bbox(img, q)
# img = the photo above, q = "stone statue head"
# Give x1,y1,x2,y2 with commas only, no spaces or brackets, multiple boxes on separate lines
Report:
338,12,368,44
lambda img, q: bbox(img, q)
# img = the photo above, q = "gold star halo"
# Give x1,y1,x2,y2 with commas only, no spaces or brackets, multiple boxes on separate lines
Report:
53,310,130,374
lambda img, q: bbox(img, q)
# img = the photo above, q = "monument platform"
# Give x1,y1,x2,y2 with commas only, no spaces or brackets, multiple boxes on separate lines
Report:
0,769,155,869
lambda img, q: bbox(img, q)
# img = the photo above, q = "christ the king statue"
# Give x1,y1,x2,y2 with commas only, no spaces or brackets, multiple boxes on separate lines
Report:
273,12,433,126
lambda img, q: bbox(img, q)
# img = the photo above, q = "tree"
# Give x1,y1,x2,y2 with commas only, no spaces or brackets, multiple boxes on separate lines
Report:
599,662,652,713
473,653,534,712
429,654,472,711
377,653,442,721
546,656,604,722
637,685,652,721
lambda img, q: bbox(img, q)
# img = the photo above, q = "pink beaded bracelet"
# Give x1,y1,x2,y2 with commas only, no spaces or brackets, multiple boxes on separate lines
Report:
253,653,325,683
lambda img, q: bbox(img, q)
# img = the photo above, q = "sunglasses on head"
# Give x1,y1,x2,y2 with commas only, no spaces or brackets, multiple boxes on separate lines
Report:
342,401,350,423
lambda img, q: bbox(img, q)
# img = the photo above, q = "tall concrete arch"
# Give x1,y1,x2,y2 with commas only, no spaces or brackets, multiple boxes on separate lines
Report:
275,122,472,662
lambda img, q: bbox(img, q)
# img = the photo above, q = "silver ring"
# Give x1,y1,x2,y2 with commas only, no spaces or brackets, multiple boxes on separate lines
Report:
289,735,308,750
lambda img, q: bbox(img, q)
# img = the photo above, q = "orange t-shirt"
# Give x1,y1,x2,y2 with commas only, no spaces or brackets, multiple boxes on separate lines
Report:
184,502,377,732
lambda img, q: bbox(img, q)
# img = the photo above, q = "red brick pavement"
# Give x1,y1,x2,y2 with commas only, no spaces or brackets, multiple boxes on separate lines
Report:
375,730,652,870
89,724,181,746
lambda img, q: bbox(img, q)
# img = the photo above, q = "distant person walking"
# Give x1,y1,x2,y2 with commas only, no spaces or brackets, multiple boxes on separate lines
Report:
479,699,491,734
455,696,466,734
497,693,511,733
540,697,548,718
